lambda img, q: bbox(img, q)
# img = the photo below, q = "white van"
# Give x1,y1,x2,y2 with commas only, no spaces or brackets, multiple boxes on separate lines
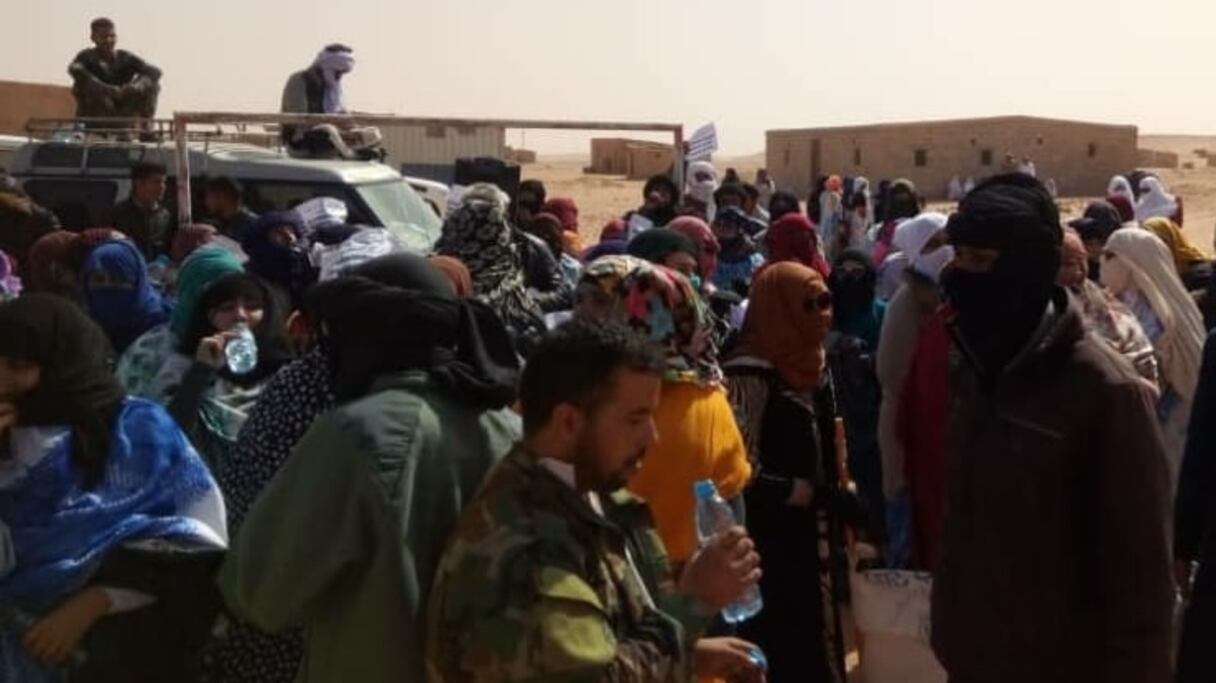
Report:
7,139,443,252
0,134,27,173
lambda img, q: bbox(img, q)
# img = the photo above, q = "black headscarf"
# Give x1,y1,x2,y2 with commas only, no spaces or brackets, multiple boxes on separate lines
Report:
942,173,1062,377
887,180,923,222
0,294,125,487
306,253,520,408
639,174,681,226
828,248,878,323
768,191,802,223
242,210,318,310
178,271,295,386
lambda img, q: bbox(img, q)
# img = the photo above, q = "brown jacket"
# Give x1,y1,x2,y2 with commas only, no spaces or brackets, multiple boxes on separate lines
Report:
931,289,1174,683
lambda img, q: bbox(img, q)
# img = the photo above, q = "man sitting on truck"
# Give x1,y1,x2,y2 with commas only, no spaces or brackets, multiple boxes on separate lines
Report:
203,177,258,242
109,162,172,260
68,17,162,124
281,44,383,161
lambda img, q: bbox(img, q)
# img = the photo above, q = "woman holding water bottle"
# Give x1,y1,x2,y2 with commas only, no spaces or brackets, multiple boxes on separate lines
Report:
724,261,848,683
117,245,292,474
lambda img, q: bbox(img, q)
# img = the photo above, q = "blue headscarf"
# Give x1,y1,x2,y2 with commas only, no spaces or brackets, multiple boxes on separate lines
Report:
0,399,225,612
80,240,172,353
241,210,317,309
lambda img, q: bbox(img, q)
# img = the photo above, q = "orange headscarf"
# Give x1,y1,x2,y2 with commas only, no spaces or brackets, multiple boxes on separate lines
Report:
735,262,832,390
427,255,474,298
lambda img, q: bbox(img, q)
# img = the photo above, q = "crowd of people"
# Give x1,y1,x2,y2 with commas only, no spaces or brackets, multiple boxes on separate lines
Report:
0,16,1210,683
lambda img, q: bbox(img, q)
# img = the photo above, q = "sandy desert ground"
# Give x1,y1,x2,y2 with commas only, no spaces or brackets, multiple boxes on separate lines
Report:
526,135,1216,253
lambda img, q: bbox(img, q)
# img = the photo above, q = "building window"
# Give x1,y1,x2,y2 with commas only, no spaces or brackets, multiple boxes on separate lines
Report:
1036,136,1044,146
853,147,862,166
783,147,790,166
425,125,446,139
455,125,477,136
981,149,993,166
914,149,928,167
1088,143,1098,158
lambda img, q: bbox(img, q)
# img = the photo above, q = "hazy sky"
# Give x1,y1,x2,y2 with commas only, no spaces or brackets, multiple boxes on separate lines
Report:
2,0,1211,154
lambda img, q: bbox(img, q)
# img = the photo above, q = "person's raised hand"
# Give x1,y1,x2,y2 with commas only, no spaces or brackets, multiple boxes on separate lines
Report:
195,331,238,370
679,526,761,611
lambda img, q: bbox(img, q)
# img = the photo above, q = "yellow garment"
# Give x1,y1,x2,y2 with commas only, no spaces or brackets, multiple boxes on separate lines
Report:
628,381,752,566
1143,217,1207,275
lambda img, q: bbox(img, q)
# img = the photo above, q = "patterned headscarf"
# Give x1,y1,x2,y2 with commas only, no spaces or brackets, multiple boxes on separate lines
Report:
620,264,722,386
434,184,545,341
578,255,648,304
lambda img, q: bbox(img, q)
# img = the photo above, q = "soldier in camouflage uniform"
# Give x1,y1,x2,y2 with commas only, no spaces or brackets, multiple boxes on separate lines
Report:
427,319,766,683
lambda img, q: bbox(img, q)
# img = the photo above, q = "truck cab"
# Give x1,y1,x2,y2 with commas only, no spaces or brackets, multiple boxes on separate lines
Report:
6,137,443,252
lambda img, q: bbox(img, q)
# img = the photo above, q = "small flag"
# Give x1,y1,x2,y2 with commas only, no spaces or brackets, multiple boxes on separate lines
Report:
687,123,718,161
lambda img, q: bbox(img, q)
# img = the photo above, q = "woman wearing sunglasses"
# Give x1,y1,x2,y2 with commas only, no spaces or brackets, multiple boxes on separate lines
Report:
723,261,846,683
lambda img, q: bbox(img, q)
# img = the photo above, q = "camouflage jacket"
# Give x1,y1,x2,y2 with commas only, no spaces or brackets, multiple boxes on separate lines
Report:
426,446,715,683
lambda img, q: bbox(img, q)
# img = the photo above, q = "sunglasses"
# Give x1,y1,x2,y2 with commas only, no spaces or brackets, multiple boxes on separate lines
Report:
805,292,833,312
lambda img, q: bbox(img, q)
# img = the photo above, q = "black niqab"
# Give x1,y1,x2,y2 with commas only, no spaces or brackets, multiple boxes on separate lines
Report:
943,174,1063,379
828,248,878,323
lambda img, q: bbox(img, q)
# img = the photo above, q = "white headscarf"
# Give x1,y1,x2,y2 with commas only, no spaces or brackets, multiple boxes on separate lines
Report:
947,176,964,201
313,47,355,114
686,160,719,220
1101,227,1203,405
854,176,875,228
1135,177,1179,223
899,212,952,283
317,228,406,282
1108,175,1136,208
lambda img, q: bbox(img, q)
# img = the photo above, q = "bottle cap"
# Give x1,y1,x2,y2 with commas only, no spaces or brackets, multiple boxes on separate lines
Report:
693,479,717,498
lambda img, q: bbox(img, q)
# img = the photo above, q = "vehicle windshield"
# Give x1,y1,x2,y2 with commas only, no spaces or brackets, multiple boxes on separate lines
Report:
356,180,443,252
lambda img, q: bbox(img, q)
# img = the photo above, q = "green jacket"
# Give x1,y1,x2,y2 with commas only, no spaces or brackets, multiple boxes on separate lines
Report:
219,372,521,683
426,447,715,683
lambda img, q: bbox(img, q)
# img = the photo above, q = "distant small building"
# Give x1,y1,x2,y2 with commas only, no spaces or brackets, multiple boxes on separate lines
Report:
1137,148,1180,169
505,146,537,164
384,122,506,183
766,115,1139,199
588,138,674,180
0,80,75,136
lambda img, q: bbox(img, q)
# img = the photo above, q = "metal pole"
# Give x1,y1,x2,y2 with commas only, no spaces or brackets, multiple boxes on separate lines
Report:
173,113,192,226
672,126,685,195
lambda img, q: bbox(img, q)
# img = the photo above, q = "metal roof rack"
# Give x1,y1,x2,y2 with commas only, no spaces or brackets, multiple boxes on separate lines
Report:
168,112,686,226
24,117,281,149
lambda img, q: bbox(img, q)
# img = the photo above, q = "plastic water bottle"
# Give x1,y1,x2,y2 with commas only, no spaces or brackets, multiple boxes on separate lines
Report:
747,646,768,672
224,324,258,375
693,479,763,623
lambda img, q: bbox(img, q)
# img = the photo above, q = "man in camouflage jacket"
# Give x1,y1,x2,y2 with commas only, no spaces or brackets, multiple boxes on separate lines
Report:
426,319,765,683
